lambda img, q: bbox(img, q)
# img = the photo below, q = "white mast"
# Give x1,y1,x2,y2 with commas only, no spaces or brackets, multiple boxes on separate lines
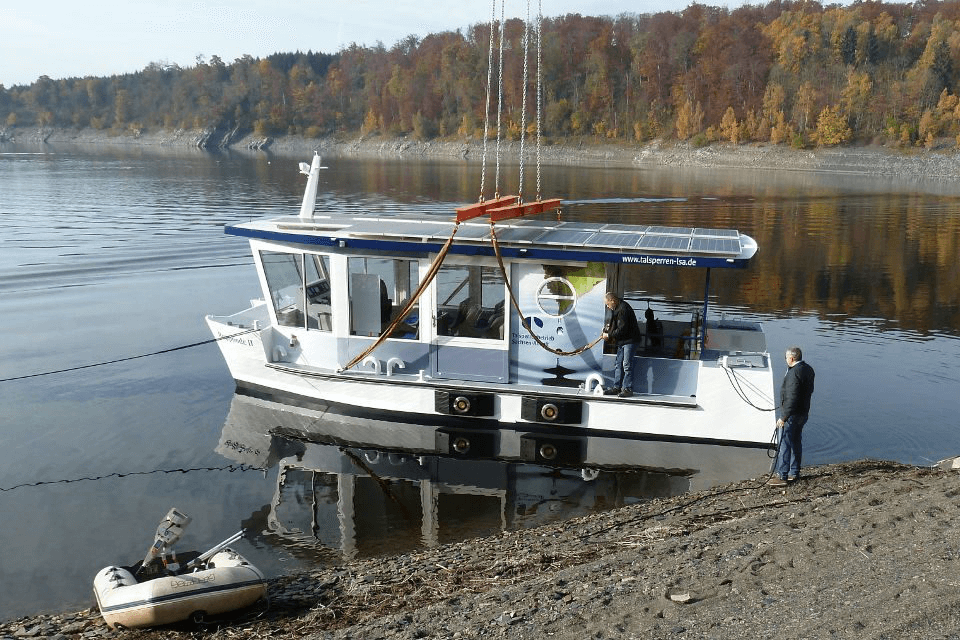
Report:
298,153,325,220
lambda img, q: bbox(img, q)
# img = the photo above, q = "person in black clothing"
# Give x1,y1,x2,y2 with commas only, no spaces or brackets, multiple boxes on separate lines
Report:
644,305,661,350
602,292,641,398
768,346,816,486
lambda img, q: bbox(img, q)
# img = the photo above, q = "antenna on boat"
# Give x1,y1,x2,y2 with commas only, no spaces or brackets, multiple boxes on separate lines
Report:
298,152,327,220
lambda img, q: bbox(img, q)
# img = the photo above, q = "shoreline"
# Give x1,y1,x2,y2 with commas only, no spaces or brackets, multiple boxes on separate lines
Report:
5,125,960,181
4,459,960,638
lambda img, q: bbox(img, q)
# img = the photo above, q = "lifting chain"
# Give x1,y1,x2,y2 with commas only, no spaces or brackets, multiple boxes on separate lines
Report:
536,0,543,201
518,0,530,201
480,0,497,202
495,0,505,198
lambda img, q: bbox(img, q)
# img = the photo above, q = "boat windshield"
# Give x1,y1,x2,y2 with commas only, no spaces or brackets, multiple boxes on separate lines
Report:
260,250,332,331
261,251,306,329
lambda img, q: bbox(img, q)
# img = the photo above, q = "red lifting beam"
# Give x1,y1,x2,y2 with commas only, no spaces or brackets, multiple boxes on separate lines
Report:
488,198,563,222
455,196,519,223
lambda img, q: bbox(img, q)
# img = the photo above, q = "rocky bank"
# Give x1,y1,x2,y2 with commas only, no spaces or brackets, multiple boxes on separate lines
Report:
5,125,960,181
4,460,960,639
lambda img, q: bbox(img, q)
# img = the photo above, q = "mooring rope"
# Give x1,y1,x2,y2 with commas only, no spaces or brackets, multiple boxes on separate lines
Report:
722,364,777,412
0,464,258,493
0,327,260,383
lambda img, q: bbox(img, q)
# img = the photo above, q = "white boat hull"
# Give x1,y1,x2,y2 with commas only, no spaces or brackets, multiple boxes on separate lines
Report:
93,549,266,629
207,314,776,449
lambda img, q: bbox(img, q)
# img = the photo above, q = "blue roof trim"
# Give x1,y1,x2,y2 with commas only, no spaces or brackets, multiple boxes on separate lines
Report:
226,225,750,269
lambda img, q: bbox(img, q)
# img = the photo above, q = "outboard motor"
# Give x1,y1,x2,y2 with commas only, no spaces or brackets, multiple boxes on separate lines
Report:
136,508,191,576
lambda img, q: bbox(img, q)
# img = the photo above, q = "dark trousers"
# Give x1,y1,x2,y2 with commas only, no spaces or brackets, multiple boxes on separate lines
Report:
774,414,808,479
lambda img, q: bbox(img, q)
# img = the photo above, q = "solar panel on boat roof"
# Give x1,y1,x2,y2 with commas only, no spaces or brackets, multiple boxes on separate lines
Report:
327,217,745,256
601,224,650,233
537,229,597,245
350,219,451,239
529,220,601,233
590,232,643,249
636,234,692,251
689,236,741,254
454,224,494,240
692,228,740,238
493,226,553,243
645,225,692,235
556,221,606,232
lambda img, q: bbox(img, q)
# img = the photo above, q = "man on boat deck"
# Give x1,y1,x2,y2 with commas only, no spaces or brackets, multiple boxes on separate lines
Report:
768,346,815,486
602,292,641,398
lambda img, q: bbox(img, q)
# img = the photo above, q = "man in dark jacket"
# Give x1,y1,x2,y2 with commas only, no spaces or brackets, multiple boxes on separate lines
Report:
602,292,641,398
769,346,815,486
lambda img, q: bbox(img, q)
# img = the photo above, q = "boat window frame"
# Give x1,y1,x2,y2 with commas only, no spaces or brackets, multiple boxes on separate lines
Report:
304,252,333,332
346,255,421,341
259,249,307,329
433,258,508,347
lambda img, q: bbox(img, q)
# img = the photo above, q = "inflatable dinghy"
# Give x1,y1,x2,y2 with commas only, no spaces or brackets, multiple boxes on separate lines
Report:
93,508,266,629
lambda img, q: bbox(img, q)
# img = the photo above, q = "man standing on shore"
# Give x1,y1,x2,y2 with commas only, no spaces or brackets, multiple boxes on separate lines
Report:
602,292,641,398
768,346,815,486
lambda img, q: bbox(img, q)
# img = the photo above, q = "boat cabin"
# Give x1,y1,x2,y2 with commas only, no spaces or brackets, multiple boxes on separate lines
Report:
225,204,762,402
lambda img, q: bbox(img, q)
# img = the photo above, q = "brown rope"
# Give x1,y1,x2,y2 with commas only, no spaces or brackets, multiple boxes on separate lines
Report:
489,223,603,357
341,214,601,370
340,222,461,372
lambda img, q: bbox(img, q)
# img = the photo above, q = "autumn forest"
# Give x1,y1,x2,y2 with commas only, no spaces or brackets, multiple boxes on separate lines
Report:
5,0,960,149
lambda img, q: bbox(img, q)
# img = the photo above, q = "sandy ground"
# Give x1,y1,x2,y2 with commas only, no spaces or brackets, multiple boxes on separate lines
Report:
4,460,960,639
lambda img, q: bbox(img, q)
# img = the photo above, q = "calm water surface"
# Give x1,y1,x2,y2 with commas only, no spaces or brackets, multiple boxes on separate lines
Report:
1,144,958,620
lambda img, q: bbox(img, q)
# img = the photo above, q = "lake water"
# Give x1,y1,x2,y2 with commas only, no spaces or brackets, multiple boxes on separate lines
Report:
1,144,958,621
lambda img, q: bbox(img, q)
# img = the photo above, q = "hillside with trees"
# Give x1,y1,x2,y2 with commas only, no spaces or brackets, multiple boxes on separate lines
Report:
5,0,960,149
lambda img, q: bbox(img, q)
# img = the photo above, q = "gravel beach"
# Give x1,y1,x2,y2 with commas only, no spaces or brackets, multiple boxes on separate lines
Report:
4,460,960,639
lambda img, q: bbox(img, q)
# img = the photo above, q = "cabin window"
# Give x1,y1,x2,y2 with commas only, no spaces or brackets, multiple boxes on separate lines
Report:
347,257,420,339
304,253,332,332
537,276,578,317
535,264,604,317
261,251,305,328
436,264,506,340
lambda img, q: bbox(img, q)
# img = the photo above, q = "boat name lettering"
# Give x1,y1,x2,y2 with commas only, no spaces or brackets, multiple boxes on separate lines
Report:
218,331,255,347
223,439,261,456
621,255,697,267
171,574,216,588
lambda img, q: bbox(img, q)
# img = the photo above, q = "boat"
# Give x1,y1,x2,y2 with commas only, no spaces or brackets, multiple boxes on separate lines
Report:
205,154,777,480
93,510,266,629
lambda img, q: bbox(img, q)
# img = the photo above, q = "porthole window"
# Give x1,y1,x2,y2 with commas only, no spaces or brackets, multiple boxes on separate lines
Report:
537,277,577,317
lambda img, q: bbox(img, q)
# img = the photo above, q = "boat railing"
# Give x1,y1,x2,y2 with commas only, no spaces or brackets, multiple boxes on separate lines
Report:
207,301,270,331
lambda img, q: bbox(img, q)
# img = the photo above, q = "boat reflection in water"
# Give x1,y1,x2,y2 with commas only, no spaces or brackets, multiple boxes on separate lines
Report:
217,392,772,564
